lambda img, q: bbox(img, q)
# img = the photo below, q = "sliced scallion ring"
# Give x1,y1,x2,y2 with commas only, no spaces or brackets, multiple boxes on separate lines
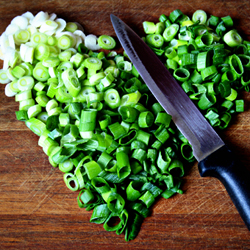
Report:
98,35,116,50
0,69,10,84
192,10,207,25
14,29,30,45
61,68,81,97
17,76,35,91
57,35,73,50
84,57,102,70
163,24,179,42
223,29,242,47
104,88,121,109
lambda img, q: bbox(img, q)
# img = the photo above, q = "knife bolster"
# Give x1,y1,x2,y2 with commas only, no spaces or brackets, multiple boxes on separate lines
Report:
198,145,236,178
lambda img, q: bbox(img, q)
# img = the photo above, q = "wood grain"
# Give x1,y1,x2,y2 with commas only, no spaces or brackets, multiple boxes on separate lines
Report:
1,0,250,249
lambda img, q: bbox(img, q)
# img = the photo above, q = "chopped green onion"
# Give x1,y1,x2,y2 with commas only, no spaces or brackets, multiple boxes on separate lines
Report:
57,35,74,50
224,30,242,47
192,10,207,25
163,24,179,42
7,9,250,242
98,35,116,50
169,9,183,23
61,68,81,97
17,76,35,91
143,21,156,34
0,69,10,84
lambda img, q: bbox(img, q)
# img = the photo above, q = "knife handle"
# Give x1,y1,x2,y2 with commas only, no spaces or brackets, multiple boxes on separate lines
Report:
198,145,250,230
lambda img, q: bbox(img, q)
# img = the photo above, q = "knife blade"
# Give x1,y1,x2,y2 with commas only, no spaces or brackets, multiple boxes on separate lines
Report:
111,14,250,230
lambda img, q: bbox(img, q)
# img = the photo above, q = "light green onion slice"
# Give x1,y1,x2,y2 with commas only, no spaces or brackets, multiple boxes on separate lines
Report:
163,24,179,42
64,174,79,191
25,117,46,136
84,57,102,70
19,99,36,111
143,21,156,34
57,35,73,50
42,57,61,67
34,43,50,61
225,88,237,101
30,32,48,45
33,63,50,82
61,68,81,97
59,113,70,127
201,65,217,80
192,10,207,24
145,34,164,48
14,29,30,45
98,35,116,50
17,76,35,91
223,30,242,47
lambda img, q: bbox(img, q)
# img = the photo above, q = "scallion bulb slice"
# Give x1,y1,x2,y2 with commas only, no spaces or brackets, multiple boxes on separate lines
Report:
30,32,48,45
14,29,30,45
84,34,101,50
5,82,17,97
17,76,35,91
0,69,10,84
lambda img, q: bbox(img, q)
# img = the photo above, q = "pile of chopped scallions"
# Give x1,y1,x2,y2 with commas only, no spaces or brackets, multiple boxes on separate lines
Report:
0,10,195,241
142,9,248,128
0,9,247,241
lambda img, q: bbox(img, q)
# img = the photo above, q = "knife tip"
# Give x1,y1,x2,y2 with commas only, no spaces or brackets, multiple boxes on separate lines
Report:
110,14,117,23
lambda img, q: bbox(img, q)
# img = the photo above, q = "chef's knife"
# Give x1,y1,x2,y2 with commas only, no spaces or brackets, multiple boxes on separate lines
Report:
111,14,250,230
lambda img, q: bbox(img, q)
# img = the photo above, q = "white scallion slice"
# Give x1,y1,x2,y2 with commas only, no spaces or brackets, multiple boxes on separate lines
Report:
8,34,15,49
0,32,10,53
26,25,38,35
5,23,19,35
5,82,17,97
73,30,86,40
55,18,67,35
39,20,58,34
11,15,29,30
0,69,10,84
49,13,57,21
21,11,34,23
31,11,49,27
84,34,101,50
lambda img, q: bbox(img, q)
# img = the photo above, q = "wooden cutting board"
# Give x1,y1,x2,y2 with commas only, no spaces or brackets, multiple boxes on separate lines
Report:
1,0,250,249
